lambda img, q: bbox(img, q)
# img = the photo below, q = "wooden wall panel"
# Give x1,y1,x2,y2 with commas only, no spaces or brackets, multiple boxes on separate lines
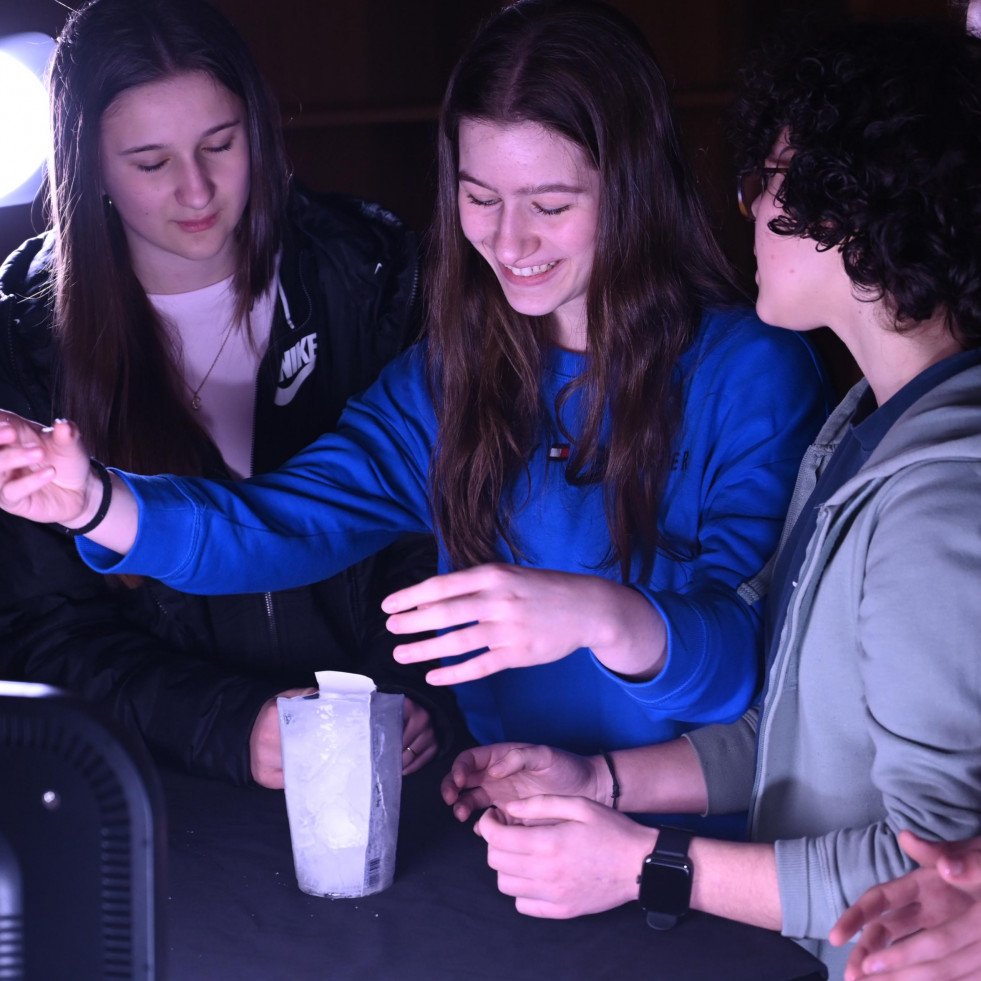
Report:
0,0,958,280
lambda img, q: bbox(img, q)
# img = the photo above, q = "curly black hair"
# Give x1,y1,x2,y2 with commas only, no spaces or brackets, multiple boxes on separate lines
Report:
731,19,981,345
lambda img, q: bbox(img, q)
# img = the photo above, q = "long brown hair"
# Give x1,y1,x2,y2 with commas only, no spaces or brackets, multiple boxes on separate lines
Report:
46,0,288,475
428,0,741,579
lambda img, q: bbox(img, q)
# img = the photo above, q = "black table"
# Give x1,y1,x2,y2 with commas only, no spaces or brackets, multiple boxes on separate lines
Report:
162,763,827,980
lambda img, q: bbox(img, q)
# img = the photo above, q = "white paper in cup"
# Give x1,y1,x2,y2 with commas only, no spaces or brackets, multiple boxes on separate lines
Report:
278,671,403,898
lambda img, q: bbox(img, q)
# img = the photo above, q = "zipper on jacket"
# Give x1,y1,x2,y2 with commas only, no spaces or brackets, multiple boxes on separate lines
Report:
747,501,836,838
264,591,281,665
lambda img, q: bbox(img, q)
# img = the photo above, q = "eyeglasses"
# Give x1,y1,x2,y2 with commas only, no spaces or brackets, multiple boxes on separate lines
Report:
737,166,789,221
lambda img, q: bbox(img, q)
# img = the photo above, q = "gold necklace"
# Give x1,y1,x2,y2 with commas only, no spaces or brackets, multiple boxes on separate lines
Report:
188,326,234,411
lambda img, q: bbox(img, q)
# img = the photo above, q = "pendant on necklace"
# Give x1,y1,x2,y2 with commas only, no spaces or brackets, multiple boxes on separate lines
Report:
191,394,202,411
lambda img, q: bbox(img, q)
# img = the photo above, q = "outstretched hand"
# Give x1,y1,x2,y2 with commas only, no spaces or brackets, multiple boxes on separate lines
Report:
382,563,666,686
441,742,603,822
0,415,94,525
831,830,981,981
475,795,656,919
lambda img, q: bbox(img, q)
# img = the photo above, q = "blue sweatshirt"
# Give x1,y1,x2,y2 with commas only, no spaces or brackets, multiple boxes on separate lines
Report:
80,308,828,753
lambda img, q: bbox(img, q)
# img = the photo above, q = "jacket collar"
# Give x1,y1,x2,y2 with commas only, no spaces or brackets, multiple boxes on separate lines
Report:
822,360,981,509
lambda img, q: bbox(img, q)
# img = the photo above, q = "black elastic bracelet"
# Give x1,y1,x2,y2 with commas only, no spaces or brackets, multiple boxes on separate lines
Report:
49,458,112,537
602,750,621,810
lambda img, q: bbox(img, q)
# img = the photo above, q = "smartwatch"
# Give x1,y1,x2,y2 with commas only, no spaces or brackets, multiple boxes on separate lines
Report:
637,825,694,930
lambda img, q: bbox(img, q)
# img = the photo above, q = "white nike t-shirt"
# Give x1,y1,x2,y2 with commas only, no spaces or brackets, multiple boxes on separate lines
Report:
150,277,274,479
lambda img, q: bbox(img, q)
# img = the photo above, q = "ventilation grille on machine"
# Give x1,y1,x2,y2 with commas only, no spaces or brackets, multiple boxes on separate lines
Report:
0,682,165,981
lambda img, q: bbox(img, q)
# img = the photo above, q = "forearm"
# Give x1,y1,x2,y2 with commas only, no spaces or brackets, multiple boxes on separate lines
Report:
79,470,139,553
690,838,782,931
604,739,708,814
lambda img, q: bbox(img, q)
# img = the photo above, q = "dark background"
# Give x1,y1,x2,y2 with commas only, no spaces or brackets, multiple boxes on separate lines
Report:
0,0,953,324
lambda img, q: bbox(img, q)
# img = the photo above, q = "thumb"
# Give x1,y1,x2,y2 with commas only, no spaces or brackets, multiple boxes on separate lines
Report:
489,744,547,778
504,794,590,825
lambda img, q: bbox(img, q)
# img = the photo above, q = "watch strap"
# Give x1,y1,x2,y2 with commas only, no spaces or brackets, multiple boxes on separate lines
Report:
652,825,692,861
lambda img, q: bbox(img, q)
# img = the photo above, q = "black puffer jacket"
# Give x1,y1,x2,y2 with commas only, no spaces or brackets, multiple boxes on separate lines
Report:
0,186,461,784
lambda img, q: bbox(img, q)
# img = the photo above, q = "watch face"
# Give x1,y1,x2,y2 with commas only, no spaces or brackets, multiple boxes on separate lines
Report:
640,855,692,918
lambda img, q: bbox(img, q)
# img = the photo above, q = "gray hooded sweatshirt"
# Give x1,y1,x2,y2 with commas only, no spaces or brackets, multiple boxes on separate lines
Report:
687,364,981,978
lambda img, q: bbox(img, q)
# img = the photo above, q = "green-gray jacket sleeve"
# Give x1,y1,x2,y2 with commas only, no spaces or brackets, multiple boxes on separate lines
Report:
684,707,759,814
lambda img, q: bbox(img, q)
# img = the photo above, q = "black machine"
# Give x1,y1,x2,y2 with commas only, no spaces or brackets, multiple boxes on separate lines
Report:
0,681,166,980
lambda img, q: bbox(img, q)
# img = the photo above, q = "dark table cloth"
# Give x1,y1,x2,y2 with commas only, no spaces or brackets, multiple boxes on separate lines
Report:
162,762,827,980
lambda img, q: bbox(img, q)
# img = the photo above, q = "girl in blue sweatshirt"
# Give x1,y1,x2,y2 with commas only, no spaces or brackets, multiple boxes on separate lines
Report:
0,0,827,764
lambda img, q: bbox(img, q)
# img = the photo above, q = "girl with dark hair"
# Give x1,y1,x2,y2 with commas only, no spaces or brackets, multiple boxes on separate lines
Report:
0,0,827,766
430,18,981,981
0,0,450,788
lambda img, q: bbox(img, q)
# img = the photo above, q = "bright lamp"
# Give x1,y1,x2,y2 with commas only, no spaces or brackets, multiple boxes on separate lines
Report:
0,32,56,208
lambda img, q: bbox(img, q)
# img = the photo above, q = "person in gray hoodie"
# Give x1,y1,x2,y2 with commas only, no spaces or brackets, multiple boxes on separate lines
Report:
431,19,981,981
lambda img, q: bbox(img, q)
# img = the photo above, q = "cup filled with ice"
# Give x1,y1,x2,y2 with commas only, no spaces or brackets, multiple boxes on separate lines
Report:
277,670,403,898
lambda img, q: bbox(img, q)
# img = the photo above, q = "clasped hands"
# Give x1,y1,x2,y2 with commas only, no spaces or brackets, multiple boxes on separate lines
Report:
439,742,657,919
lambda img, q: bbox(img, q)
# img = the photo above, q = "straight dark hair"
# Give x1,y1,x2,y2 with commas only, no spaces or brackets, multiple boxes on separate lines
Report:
47,0,289,474
427,0,741,578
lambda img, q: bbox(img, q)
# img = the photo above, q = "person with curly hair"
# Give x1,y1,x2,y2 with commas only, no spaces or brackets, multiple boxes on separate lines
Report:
427,18,981,980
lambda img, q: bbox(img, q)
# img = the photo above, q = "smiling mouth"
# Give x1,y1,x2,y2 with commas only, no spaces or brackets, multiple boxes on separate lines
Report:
503,261,558,278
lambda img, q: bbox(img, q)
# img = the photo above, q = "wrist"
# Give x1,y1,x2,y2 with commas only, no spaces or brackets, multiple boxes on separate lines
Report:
601,750,621,810
588,753,612,806
590,582,665,680
50,459,113,537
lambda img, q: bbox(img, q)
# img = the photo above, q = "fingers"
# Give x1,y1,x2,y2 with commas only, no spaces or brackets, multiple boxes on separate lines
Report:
0,410,43,439
899,830,950,869
502,794,595,825
402,736,437,774
253,761,285,790
0,458,55,505
476,805,544,847
401,697,429,741
940,849,981,890
386,594,486,636
401,699,437,774
449,786,499,822
423,648,518,687
391,624,488,665
382,565,506,615
250,699,285,787
474,803,508,838
440,743,528,815
250,687,315,788
849,907,981,980
831,877,923,945
402,724,438,774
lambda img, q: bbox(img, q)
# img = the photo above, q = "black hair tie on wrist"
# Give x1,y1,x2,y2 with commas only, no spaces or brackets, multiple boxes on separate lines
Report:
49,458,112,537
603,750,621,810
